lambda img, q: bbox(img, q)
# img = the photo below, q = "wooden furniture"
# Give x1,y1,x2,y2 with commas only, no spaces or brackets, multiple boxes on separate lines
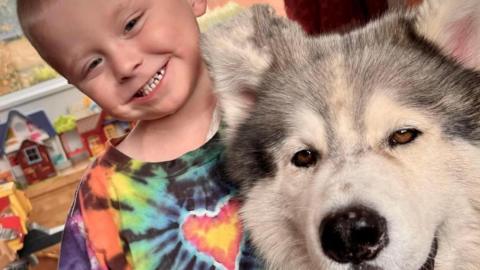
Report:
21,161,87,269
25,161,87,229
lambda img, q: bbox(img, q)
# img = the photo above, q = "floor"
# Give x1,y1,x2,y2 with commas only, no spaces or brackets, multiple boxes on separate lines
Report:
33,256,58,270
32,248,59,270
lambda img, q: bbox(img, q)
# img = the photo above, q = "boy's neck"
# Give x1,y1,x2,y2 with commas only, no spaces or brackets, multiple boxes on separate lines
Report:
116,63,218,162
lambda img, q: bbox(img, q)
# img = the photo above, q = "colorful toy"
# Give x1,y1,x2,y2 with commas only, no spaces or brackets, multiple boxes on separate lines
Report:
0,103,133,187
56,110,133,161
0,182,32,252
60,97,133,158
76,111,132,157
54,115,90,164
75,112,108,157
0,110,71,185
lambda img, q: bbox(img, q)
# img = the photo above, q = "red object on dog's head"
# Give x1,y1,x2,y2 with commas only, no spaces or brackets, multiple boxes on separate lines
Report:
284,0,388,35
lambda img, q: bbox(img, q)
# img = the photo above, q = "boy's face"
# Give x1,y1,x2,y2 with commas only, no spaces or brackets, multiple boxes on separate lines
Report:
35,0,207,121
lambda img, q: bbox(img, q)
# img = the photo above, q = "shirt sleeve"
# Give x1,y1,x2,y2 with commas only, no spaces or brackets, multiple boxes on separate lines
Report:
59,189,102,270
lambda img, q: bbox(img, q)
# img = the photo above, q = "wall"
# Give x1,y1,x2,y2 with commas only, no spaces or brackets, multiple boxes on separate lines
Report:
0,78,86,123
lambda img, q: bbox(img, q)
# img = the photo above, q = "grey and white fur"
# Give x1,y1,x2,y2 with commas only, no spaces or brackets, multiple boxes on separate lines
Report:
202,0,480,269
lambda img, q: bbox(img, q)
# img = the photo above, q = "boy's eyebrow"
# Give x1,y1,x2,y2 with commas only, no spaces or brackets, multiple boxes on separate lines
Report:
111,0,135,20
65,52,85,80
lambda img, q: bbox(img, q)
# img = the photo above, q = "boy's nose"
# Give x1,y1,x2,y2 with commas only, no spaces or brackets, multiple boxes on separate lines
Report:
118,61,142,83
111,47,143,83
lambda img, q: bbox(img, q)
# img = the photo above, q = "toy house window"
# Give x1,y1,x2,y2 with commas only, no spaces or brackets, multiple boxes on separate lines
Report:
23,146,42,165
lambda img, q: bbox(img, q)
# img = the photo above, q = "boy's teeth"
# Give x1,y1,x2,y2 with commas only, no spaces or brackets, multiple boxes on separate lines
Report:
135,67,165,97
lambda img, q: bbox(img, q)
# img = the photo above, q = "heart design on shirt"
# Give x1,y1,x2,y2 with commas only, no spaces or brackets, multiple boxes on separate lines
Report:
182,199,243,270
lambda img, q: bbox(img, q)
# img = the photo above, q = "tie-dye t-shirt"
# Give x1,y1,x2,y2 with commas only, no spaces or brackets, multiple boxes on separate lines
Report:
59,134,264,270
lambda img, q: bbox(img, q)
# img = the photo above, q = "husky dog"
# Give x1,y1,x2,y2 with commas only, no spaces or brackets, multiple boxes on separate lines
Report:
202,0,480,269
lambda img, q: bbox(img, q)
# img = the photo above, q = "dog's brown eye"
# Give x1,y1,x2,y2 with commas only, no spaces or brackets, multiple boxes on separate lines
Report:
388,128,421,147
292,149,318,168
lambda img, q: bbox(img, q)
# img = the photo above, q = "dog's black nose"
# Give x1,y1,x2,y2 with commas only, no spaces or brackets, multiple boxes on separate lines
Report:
319,205,388,264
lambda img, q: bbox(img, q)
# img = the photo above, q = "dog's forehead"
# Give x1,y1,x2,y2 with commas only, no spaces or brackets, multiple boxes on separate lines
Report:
254,18,480,147
214,5,480,196
213,6,480,156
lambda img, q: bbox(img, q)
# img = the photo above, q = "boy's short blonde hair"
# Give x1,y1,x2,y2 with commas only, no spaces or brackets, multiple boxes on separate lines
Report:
16,0,57,54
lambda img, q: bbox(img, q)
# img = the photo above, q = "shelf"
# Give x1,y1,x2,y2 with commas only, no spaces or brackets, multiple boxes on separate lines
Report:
24,161,89,228
25,161,88,199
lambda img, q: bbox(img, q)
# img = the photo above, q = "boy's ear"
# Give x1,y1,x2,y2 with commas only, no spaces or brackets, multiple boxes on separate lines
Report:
415,0,480,69
190,0,207,17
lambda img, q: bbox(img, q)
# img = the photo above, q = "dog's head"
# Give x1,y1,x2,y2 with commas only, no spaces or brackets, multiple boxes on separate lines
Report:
203,1,480,269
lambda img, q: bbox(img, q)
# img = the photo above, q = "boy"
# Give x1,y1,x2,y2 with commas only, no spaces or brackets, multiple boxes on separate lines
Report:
16,0,264,269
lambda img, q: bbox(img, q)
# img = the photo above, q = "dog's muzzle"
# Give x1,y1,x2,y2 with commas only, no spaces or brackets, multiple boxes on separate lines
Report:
319,205,438,269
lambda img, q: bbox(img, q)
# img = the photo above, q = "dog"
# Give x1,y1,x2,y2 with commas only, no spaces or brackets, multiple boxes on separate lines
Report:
202,0,480,269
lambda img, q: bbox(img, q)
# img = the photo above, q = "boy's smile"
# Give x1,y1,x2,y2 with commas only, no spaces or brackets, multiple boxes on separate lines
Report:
133,64,166,99
31,0,209,122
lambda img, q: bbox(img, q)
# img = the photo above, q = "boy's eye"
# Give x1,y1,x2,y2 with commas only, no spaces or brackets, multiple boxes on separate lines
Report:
87,58,103,71
124,17,139,33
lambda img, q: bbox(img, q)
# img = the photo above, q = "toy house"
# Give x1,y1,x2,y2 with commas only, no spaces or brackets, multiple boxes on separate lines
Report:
76,111,133,157
102,114,133,140
76,112,108,157
60,97,133,158
15,140,55,185
0,111,71,185
58,130,90,164
54,115,90,165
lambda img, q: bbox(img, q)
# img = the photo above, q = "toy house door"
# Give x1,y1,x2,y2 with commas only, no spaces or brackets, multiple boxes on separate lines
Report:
17,141,56,184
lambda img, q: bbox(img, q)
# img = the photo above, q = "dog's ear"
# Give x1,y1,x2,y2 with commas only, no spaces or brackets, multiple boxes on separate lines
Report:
415,0,480,69
202,5,305,138
201,5,272,136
